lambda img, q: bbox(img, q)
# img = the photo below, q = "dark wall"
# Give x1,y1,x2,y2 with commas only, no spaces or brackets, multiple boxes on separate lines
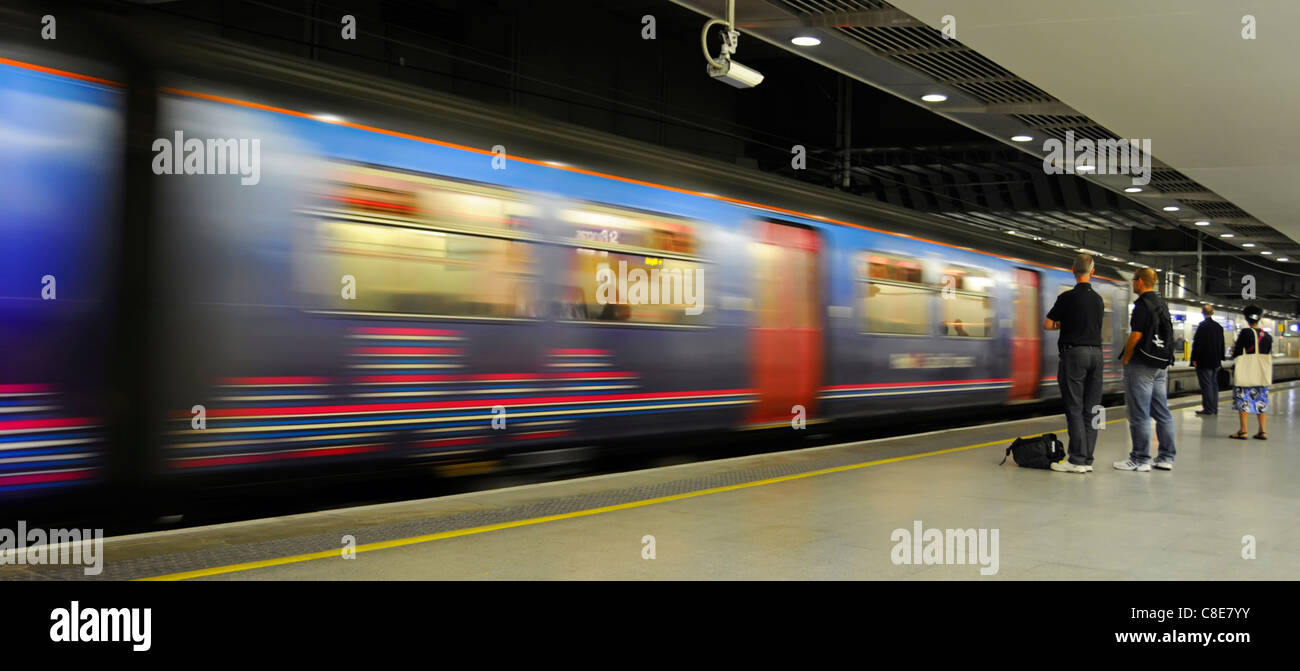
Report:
113,0,985,180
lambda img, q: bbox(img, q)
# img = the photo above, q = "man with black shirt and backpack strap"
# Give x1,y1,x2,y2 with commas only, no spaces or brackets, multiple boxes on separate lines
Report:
1115,267,1177,472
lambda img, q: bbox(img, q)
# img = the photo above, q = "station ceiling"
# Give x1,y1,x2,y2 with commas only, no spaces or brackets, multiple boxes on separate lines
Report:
886,0,1300,252
674,0,1300,309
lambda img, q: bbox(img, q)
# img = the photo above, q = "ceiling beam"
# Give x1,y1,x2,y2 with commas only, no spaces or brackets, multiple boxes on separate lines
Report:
1132,191,1219,200
1134,250,1279,256
738,9,922,29
943,101,1079,115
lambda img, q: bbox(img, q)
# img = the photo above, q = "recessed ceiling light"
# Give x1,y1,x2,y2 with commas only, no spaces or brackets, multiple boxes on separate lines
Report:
1220,233,1234,238
1243,243,1256,247
1163,206,1180,211
1124,187,1143,193
1261,251,1273,255
543,160,569,168
1076,165,1097,172
1011,135,1033,142
1280,257,1291,262
921,93,948,103
791,36,821,46
1194,220,1210,226
312,113,345,123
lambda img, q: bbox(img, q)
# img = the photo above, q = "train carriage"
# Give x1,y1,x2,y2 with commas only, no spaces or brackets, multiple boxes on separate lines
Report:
1,29,1139,514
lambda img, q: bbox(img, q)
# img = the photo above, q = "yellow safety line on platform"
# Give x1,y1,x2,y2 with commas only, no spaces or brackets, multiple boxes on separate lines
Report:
139,418,1128,580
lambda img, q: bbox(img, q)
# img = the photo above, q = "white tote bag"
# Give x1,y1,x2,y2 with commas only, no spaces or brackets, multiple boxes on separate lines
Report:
1234,327,1273,388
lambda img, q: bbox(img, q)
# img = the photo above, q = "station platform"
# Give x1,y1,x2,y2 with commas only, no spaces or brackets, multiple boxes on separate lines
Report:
4,381,1297,581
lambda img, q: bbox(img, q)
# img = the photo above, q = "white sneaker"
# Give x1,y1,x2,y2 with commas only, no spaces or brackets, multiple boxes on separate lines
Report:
1153,460,1174,471
1082,464,1094,472
1050,461,1088,473
1113,459,1152,472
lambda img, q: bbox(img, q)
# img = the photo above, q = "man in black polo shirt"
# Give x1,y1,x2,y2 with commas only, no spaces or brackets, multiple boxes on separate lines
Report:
1043,254,1105,474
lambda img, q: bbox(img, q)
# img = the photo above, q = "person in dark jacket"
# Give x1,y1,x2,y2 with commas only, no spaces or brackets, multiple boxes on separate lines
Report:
1190,304,1225,415
1229,305,1273,440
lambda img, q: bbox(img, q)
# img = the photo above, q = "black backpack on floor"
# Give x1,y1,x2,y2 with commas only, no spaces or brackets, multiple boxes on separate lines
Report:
999,433,1066,469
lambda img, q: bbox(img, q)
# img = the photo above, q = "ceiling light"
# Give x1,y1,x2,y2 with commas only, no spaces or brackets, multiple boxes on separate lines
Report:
1220,233,1234,238
312,114,345,123
1163,206,1180,212
1280,257,1291,262
1261,251,1273,255
1124,187,1142,193
1011,135,1033,142
1194,220,1210,226
1242,243,1256,248
1076,165,1096,172
791,36,821,46
921,93,948,103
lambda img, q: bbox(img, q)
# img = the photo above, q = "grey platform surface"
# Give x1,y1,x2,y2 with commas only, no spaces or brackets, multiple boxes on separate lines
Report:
4,383,1296,581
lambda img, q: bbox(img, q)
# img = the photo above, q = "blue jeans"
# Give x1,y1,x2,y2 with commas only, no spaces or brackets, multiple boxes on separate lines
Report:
1124,362,1176,464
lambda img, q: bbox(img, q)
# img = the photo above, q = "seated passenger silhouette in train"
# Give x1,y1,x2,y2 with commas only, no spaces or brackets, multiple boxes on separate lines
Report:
565,286,588,320
598,303,631,321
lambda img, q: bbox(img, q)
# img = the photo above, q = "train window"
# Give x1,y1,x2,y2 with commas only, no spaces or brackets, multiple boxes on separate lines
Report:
318,162,540,234
296,220,536,318
565,251,706,325
1013,278,1037,340
938,266,994,338
420,184,539,233
859,253,930,335
788,246,819,330
560,204,706,325
1100,287,1114,344
328,178,418,216
753,238,817,330
561,205,698,255
864,253,923,284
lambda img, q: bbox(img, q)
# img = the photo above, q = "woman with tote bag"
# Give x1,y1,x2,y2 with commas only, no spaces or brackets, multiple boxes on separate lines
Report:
1229,305,1274,440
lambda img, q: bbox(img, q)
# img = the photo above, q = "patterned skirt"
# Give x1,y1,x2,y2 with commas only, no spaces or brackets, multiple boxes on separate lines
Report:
1233,387,1269,414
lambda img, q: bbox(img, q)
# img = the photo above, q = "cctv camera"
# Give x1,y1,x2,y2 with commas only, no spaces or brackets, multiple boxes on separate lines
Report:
708,58,764,88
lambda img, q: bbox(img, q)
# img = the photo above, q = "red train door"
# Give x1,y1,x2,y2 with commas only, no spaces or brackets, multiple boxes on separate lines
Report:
749,220,822,425
1010,268,1041,400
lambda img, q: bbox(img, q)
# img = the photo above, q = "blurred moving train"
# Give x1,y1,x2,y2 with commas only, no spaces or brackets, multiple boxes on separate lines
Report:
0,16,1294,516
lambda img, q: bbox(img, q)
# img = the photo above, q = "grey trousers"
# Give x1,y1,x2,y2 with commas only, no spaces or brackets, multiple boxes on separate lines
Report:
1058,346,1104,465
